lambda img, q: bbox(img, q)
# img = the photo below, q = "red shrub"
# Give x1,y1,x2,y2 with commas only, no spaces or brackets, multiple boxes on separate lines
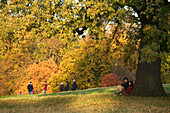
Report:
101,73,122,87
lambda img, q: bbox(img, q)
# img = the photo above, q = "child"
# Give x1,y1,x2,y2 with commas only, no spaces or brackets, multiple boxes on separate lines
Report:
32,90,35,94
19,91,23,95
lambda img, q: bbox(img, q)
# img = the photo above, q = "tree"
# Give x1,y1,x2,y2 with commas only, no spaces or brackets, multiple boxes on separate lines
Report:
0,0,70,95
63,0,169,96
161,55,170,84
70,0,169,96
101,73,122,87
121,0,169,96
17,58,58,95
50,38,115,90
0,50,31,96
0,0,169,96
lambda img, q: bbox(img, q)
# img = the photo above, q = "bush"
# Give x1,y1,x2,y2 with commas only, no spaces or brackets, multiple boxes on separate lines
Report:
101,73,122,87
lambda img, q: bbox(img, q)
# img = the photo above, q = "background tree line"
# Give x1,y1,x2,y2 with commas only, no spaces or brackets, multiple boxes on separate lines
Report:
0,0,169,96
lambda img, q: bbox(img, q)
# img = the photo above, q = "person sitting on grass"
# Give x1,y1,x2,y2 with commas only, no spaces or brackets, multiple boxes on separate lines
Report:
114,80,133,96
120,77,129,91
114,77,129,96
125,81,133,95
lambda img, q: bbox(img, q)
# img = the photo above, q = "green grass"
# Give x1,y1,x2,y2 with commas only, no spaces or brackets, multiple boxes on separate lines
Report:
0,85,170,113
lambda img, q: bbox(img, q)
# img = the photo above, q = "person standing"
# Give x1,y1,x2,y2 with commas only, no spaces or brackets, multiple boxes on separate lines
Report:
27,82,33,95
43,81,47,94
65,81,69,91
60,82,65,92
71,79,77,91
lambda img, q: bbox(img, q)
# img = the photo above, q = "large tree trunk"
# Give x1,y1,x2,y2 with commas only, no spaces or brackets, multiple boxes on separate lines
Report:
129,7,167,96
130,56,167,97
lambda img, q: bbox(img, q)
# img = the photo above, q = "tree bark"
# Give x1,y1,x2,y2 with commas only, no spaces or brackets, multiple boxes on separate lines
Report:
130,56,167,97
129,4,168,96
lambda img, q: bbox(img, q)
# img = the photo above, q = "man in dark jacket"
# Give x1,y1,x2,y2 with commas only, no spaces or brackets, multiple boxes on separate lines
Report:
71,79,77,91
120,77,129,90
27,82,33,95
65,81,69,91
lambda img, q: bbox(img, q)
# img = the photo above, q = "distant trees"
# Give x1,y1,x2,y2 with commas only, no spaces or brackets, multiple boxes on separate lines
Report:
0,0,70,95
49,35,137,91
16,58,58,95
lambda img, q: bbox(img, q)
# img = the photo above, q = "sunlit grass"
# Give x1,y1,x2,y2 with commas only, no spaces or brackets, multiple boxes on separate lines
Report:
0,85,169,113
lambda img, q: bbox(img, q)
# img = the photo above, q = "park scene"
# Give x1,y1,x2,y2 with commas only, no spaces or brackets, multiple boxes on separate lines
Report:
0,0,169,112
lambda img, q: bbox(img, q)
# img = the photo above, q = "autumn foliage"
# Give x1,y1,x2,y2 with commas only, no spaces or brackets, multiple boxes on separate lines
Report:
16,58,58,95
101,73,122,87
0,0,169,96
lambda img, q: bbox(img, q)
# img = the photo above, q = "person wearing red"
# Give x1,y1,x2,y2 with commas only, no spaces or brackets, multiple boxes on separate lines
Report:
114,77,129,96
114,80,133,96
32,90,35,94
125,81,133,95
43,81,47,94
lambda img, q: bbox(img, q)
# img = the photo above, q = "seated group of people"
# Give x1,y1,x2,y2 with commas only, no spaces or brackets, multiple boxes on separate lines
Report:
114,77,133,96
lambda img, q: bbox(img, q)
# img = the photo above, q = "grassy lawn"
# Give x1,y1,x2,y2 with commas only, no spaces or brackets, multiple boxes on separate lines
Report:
0,84,170,113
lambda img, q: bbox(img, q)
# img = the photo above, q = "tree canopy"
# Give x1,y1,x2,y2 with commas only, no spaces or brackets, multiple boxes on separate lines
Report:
0,0,169,96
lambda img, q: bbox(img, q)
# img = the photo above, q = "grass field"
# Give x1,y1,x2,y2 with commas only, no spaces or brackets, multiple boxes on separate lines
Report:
0,84,170,113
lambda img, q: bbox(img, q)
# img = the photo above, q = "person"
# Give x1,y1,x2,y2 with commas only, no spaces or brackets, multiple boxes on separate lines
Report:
32,90,35,94
60,82,65,92
120,77,129,90
114,77,129,96
19,91,23,95
65,81,69,91
27,82,33,95
71,79,77,91
125,81,133,95
43,81,48,94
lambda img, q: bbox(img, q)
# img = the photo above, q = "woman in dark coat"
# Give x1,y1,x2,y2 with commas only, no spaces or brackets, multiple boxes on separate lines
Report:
71,79,77,91
60,82,65,92
65,81,69,91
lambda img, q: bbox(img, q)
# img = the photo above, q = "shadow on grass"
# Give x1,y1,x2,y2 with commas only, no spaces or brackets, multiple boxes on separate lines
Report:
1,85,170,98
0,94,80,112
0,87,117,112
37,85,170,97
0,87,116,99
37,87,116,97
